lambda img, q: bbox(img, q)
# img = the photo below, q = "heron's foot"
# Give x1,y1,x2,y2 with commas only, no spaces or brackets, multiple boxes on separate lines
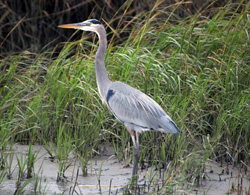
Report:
131,173,139,185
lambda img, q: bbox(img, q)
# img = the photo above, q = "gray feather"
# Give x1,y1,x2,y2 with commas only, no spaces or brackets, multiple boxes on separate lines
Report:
106,81,180,134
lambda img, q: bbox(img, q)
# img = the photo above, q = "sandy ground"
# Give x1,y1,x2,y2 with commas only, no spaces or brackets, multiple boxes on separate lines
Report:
0,144,249,194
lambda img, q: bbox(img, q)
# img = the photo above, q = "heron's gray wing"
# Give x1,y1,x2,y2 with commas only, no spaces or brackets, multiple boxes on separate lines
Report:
106,81,179,134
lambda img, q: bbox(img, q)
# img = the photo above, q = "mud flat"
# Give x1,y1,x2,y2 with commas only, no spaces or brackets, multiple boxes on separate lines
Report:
0,144,249,194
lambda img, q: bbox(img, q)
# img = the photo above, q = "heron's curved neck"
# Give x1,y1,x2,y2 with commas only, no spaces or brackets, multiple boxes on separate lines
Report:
95,27,111,100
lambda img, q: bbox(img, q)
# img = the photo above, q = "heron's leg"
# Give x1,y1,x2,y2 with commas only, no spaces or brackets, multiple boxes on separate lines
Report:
136,131,140,151
134,131,140,167
132,134,140,177
126,127,139,178
133,132,140,176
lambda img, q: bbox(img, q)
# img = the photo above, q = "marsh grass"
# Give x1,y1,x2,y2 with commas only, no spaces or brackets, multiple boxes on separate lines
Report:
0,0,250,193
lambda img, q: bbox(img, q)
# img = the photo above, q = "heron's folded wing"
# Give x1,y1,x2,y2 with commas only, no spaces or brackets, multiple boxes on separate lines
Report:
106,82,166,130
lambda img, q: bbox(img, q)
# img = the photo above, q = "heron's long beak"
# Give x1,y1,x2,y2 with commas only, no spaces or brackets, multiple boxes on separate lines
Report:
58,22,90,30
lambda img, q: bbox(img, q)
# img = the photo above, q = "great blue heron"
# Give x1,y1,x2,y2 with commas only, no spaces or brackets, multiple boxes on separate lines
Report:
58,19,180,178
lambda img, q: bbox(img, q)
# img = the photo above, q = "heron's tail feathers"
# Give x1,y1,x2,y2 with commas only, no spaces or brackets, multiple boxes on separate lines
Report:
159,115,180,134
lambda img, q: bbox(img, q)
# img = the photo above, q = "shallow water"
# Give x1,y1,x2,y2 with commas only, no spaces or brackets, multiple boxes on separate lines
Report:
0,144,249,194
0,144,141,194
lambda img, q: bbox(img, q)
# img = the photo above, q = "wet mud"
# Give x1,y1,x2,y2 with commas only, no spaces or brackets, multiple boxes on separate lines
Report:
0,144,249,194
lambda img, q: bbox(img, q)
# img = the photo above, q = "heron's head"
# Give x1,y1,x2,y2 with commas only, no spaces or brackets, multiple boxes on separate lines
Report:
58,19,103,33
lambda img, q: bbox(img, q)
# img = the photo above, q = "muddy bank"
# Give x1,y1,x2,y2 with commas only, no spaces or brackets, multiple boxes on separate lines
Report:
0,144,249,194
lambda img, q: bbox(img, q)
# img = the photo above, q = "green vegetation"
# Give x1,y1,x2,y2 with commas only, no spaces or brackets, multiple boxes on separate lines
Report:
0,1,249,194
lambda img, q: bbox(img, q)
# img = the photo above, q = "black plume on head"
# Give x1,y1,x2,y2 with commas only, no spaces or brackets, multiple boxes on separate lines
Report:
89,19,101,24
